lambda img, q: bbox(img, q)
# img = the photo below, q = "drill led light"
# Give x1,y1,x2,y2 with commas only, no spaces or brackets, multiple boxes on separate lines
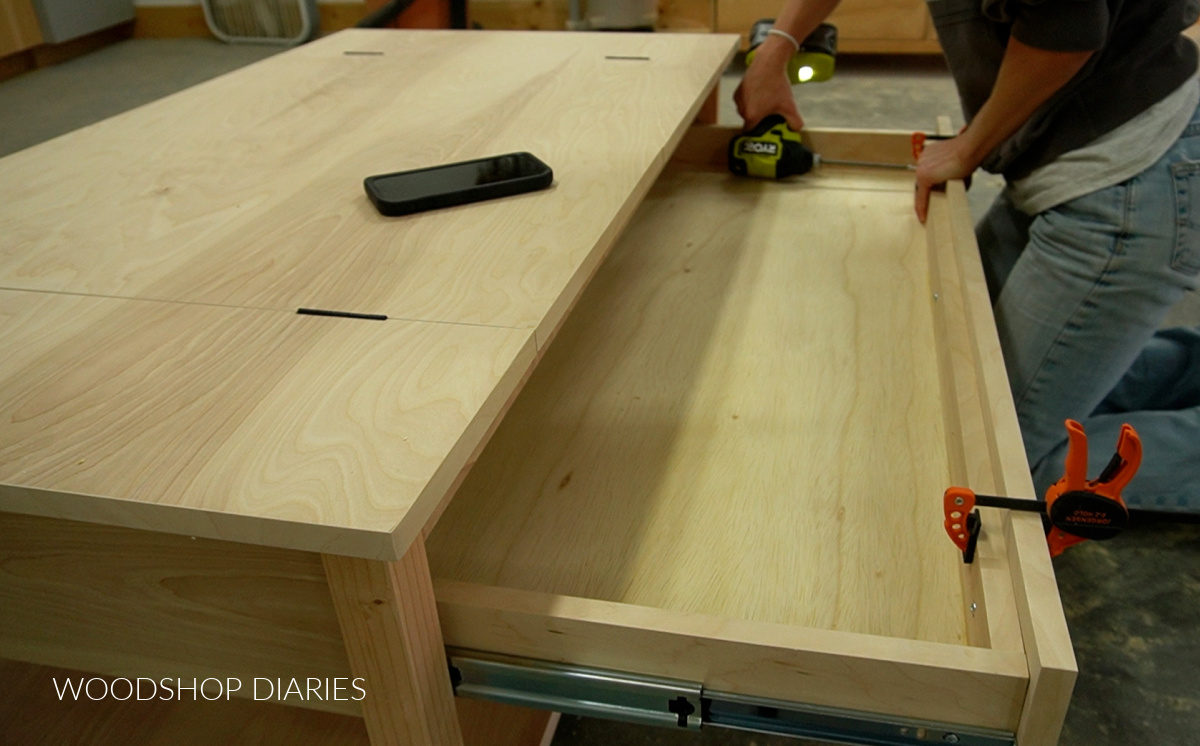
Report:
745,21,837,86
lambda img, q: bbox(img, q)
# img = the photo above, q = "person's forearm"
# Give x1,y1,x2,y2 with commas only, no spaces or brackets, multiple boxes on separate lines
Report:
773,0,842,42
735,0,842,130
752,0,843,71
957,36,1093,169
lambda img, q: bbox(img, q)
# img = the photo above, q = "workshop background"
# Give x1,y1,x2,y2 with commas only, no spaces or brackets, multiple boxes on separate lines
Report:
1,2,1198,744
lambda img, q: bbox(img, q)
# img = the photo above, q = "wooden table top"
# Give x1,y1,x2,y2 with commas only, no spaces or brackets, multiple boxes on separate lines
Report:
0,29,738,560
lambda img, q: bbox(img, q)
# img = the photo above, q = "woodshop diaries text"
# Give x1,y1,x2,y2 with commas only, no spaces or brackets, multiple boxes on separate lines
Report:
52,677,367,702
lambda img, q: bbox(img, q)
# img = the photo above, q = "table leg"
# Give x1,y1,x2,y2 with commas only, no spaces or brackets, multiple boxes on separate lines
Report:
324,538,463,746
695,86,719,125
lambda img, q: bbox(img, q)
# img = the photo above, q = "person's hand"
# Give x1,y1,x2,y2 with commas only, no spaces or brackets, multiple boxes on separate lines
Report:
913,135,976,223
733,38,804,133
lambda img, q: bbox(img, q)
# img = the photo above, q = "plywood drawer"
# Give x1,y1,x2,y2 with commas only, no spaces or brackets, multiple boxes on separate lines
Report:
425,126,1074,744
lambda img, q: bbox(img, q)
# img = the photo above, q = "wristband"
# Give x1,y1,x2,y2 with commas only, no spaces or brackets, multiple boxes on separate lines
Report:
767,28,801,53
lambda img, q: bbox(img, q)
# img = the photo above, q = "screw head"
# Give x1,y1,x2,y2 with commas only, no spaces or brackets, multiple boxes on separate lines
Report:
954,497,964,506
944,735,960,744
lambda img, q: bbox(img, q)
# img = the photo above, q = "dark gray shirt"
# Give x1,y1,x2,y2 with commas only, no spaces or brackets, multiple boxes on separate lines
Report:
926,0,1200,179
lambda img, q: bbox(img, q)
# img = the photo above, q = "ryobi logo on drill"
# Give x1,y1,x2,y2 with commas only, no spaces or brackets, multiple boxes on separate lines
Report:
738,140,779,157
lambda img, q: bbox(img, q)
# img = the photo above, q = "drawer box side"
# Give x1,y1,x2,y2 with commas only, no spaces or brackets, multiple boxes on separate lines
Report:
435,579,1028,731
933,179,1077,745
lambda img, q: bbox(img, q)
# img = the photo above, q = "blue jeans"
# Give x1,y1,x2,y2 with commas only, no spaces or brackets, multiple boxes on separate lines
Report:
975,104,1200,512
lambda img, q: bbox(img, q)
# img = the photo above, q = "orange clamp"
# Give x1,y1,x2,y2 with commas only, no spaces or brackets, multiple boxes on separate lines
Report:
911,132,927,160
911,131,958,161
1044,419,1141,557
943,486,977,555
943,420,1143,561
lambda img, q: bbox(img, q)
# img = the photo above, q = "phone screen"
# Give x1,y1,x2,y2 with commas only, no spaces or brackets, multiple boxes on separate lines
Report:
368,153,547,204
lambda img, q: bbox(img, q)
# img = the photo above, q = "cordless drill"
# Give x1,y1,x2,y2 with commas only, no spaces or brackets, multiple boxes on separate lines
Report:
729,21,838,179
728,114,817,179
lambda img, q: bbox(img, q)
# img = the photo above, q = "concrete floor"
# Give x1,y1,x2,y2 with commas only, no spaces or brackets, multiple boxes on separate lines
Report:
1,36,1198,746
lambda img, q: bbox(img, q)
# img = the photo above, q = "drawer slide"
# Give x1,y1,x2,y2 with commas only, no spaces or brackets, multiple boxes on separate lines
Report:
449,650,1015,745
449,649,702,730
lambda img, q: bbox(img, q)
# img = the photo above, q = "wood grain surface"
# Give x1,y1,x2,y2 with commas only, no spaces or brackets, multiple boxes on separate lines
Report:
0,290,534,559
428,164,966,644
0,30,736,337
0,659,371,746
0,657,556,745
324,543,463,745
940,181,1076,743
435,579,1027,730
0,30,736,557
0,512,358,716
926,184,1023,654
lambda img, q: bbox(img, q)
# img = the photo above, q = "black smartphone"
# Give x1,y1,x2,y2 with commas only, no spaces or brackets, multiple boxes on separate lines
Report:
364,152,553,217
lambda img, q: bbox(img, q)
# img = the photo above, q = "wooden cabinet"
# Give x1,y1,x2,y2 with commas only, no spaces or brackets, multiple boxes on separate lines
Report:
466,0,942,51
2,0,135,82
0,0,43,58
0,29,1069,746
719,0,941,53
